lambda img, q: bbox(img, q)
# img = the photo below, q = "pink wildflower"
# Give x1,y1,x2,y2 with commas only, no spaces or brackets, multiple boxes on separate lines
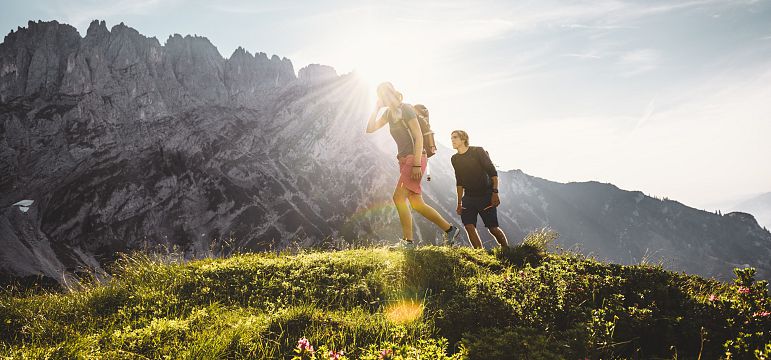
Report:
379,348,394,359
708,294,717,302
297,338,314,354
753,311,770,317
329,350,344,360
737,286,751,294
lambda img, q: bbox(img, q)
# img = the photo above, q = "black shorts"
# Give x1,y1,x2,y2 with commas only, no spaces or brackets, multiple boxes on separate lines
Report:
460,193,499,228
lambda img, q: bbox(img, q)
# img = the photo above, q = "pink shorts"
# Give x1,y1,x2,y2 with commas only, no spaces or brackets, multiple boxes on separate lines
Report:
397,154,428,194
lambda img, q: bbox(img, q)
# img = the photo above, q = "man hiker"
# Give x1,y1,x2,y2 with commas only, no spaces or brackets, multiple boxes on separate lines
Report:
450,130,509,249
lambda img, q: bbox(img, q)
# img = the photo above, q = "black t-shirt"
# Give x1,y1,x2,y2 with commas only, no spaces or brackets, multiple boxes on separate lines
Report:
386,103,418,158
451,146,498,196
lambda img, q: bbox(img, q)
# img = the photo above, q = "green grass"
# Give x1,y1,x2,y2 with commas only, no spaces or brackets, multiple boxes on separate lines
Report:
1,230,769,359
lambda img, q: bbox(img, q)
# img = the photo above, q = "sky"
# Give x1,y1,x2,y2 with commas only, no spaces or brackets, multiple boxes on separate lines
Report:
2,0,770,210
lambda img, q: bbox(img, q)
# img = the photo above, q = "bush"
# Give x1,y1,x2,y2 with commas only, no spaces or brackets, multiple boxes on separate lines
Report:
460,327,567,360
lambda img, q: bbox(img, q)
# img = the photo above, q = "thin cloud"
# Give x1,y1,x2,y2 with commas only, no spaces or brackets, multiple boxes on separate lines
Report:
617,49,662,76
52,0,171,30
561,23,636,30
635,97,656,130
563,51,604,59
430,45,555,96
628,0,727,17
207,2,298,14
545,0,752,32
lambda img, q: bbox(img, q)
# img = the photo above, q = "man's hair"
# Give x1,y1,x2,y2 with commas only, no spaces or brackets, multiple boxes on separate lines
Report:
452,130,469,146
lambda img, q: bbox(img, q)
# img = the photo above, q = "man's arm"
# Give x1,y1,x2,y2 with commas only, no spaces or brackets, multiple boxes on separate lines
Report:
456,186,464,215
490,176,500,207
476,148,501,208
453,158,464,214
476,147,498,178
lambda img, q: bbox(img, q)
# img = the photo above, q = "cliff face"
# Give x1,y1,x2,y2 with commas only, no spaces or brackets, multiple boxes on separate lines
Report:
1,20,770,285
0,20,296,106
0,20,399,283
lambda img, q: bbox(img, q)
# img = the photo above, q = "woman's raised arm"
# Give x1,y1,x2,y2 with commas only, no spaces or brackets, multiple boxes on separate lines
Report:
366,99,389,133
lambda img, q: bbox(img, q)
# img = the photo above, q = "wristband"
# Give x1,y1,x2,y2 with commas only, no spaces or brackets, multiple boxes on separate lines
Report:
413,165,421,167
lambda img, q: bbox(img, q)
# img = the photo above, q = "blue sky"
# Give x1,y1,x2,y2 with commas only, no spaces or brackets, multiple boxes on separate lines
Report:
2,0,770,209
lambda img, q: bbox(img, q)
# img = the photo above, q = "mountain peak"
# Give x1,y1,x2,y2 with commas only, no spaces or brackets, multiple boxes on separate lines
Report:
3,19,79,47
231,46,250,58
725,211,760,226
298,64,338,83
86,20,108,37
164,31,222,58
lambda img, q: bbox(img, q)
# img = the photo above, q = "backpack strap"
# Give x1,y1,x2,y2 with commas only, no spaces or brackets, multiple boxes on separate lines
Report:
396,105,417,147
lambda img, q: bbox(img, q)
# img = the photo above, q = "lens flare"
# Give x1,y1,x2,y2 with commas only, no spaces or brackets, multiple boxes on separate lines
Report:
384,299,423,324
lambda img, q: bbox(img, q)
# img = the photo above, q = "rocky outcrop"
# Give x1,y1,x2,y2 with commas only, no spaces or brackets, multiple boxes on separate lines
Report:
730,193,771,231
298,64,338,83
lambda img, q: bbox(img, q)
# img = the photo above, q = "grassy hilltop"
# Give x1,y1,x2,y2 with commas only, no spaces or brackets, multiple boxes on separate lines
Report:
1,231,769,359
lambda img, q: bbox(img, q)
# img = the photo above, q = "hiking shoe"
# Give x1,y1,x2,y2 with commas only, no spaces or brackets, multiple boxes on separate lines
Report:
444,226,461,246
389,239,416,251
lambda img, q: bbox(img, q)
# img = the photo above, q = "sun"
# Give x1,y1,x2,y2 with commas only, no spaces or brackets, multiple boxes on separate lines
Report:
293,7,443,109
348,43,420,96
316,22,432,107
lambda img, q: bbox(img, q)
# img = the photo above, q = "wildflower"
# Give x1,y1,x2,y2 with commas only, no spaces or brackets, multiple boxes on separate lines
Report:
753,311,770,318
379,348,394,359
708,294,717,302
297,337,314,354
737,286,751,294
329,350,344,360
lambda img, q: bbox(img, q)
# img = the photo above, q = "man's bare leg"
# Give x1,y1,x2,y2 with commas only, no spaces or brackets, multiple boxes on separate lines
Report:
488,227,509,248
464,224,483,249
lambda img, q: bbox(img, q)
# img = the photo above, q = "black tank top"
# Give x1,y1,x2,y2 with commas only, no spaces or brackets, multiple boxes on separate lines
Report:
387,103,418,158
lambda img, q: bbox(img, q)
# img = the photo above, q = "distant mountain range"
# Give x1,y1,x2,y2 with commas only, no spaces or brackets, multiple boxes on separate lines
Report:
1,20,769,285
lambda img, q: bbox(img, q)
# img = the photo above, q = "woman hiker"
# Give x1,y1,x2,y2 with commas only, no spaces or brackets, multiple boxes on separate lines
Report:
366,82,460,249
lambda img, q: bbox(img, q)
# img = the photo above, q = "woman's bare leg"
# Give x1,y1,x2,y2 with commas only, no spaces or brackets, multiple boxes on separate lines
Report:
407,193,451,231
393,186,414,240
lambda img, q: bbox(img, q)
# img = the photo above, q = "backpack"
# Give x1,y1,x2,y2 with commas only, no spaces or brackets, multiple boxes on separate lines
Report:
408,104,437,158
